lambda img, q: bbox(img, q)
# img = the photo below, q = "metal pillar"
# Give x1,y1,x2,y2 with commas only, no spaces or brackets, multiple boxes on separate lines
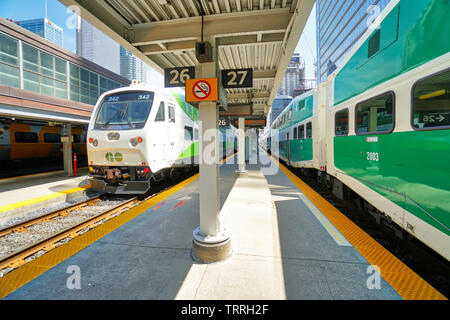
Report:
63,124,73,177
192,40,231,263
235,117,247,177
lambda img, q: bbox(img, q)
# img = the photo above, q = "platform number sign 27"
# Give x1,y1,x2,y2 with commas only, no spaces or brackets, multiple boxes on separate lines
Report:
222,68,253,88
164,67,195,87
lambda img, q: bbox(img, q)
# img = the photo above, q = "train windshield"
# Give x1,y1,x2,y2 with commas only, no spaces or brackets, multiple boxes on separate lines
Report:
94,91,155,130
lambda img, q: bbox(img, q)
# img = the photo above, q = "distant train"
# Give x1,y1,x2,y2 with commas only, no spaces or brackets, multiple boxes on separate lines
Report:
0,118,87,162
260,0,450,261
87,82,237,195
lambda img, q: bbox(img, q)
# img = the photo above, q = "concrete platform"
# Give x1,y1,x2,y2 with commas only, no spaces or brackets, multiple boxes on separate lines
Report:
0,168,92,227
2,150,442,300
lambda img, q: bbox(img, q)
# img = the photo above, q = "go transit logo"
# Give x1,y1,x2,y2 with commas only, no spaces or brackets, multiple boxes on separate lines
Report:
105,152,123,162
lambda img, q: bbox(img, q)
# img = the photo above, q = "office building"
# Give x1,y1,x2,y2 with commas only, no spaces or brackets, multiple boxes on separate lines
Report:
269,95,293,126
76,18,120,75
278,53,305,97
0,17,129,106
316,0,392,83
120,46,146,83
16,18,63,47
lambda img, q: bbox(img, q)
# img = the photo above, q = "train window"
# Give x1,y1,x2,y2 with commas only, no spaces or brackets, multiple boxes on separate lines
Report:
155,102,165,121
298,125,305,139
184,126,193,140
168,105,175,122
356,92,394,134
412,69,450,130
15,132,38,143
44,133,61,143
368,29,380,59
293,127,298,139
335,109,349,136
306,122,312,138
94,91,154,130
194,128,199,140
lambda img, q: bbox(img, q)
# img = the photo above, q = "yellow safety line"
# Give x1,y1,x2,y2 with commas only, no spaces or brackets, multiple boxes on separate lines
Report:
0,184,91,213
0,153,236,299
268,154,447,300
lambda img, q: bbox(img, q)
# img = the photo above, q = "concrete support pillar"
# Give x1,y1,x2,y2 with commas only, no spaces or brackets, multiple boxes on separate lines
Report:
192,40,231,263
235,117,247,177
63,124,73,177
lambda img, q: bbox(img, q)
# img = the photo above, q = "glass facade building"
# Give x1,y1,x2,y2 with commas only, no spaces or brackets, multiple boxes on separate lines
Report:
316,0,392,83
76,18,121,75
0,24,128,106
278,53,305,97
269,95,293,126
120,47,146,83
17,18,63,47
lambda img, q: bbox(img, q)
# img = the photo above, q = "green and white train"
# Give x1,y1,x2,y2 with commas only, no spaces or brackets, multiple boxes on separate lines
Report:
261,0,450,261
87,82,237,195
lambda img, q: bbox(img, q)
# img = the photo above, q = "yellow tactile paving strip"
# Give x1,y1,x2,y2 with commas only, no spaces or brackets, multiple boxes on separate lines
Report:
0,153,236,299
269,154,447,300
0,184,91,213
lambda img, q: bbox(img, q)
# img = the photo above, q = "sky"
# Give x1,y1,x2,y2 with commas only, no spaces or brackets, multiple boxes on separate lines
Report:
0,0,317,86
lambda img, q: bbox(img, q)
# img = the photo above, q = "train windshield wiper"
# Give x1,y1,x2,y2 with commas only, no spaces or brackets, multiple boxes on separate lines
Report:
101,104,135,129
101,109,122,129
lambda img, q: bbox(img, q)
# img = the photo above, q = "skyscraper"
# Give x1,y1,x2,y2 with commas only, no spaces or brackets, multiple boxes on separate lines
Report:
76,19,120,75
277,53,305,97
120,46,146,83
16,18,63,47
316,0,392,83
269,95,293,126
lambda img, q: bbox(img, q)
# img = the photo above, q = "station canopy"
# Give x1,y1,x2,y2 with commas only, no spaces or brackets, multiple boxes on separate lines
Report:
60,0,314,126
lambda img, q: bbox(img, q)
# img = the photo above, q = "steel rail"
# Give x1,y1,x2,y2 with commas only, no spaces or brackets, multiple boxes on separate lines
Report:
0,196,101,238
0,197,139,270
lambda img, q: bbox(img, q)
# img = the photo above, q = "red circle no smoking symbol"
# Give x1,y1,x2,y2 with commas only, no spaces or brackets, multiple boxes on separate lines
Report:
192,80,211,100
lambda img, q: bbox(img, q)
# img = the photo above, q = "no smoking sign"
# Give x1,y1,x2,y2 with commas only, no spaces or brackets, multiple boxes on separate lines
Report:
185,78,218,102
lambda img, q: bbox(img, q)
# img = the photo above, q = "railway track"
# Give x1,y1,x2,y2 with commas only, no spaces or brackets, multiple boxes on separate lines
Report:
0,196,141,273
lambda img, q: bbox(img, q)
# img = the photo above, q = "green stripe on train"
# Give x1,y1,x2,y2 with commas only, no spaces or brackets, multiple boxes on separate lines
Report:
334,130,450,236
172,93,198,122
177,141,199,160
334,0,450,106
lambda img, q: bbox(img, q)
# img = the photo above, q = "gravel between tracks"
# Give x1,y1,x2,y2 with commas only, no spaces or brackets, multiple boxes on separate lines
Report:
0,199,126,262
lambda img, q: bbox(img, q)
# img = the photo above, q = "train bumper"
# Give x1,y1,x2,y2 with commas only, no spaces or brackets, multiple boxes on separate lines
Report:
89,178,150,195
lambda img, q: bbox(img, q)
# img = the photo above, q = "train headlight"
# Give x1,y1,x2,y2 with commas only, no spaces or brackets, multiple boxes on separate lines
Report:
89,138,98,147
130,137,143,147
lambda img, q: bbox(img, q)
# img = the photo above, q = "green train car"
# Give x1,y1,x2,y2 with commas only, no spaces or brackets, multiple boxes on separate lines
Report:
262,0,450,260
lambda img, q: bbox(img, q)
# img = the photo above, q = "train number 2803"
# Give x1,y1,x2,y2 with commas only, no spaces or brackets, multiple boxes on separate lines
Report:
367,152,379,162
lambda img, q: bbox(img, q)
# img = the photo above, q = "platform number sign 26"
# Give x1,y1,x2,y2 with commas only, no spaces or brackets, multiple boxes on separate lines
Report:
164,67,195,88
222,68,253,88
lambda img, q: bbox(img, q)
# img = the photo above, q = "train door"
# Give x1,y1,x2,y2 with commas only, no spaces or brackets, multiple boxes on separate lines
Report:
286,132,290,163
167,102,177,164
154,100,168,165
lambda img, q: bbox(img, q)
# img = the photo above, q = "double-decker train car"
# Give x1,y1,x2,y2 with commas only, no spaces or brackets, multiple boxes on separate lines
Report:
87,82,237,195
261,0,450,261
0,118,87,163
